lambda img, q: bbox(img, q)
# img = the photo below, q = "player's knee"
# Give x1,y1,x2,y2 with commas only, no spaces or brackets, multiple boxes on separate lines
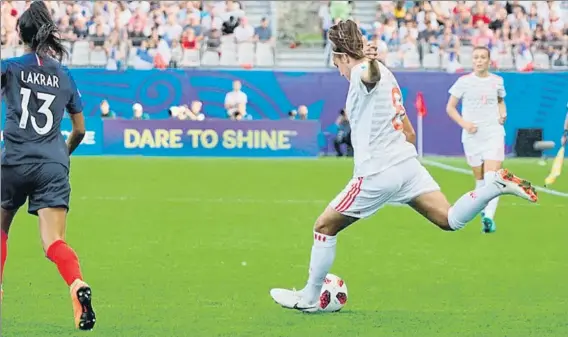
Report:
314,215,340,236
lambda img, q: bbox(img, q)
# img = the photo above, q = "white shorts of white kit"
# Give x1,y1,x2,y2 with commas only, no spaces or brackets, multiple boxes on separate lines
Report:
329,157,440,219
462,137,505,167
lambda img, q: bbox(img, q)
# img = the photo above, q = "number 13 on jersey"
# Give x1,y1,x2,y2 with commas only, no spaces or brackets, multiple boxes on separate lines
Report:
391,87,406,131
20,87,55,135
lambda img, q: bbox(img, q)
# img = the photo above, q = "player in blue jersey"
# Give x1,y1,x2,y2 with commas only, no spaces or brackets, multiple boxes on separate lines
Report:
0,1,95,331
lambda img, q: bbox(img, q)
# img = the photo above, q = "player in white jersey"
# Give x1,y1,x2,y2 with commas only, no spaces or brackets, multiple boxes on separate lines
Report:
269,20,538,313
446,46,507,233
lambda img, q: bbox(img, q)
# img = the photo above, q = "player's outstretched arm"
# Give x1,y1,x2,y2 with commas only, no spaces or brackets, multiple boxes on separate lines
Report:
562,105,568,146
67,112,86,155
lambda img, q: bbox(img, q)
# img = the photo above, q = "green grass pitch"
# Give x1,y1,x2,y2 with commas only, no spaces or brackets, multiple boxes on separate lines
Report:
2,156,567,337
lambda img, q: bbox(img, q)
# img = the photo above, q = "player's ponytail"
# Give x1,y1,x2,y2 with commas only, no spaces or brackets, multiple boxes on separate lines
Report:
17,1,68,61
328,20,365,60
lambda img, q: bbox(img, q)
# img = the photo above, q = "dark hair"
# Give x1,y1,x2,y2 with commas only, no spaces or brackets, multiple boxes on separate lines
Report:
17,1,68,61
328,20,365,60
473,46,491,57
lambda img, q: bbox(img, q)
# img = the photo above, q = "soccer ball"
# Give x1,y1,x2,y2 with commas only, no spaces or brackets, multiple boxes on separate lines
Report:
318,273,348,312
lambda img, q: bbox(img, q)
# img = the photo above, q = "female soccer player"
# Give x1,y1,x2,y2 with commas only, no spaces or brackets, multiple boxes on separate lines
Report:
270,20,537,312
1,1,96,330
446,46,508,233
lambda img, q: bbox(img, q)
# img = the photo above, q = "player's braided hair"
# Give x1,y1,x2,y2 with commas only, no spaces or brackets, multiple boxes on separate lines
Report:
18,1,68,61
328,20,365,60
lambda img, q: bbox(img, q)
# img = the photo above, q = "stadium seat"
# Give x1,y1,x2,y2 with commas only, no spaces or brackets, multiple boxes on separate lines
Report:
89,49,107,67
385,52,401,68
180,49,200,67
459,52,473,69
220,50,238,66
201,50,220,66
496,53,514,69
71,41,90,66
1,47,15,59
533,52,550,70
237,42,255,66
403,51,421,69
14,47,25,57
423,53,440,69
255,43,274,67
127,47,139,67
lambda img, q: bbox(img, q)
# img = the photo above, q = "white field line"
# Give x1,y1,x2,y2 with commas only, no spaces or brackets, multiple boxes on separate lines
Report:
75,195,564,208
422,159,568,198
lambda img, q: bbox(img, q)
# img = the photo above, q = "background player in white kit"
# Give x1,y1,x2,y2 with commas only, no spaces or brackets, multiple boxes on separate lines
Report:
446,46,507,233
270,20,538,312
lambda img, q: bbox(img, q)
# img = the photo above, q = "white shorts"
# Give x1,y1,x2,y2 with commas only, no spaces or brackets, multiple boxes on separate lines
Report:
463,138,505,167
329,158,440,219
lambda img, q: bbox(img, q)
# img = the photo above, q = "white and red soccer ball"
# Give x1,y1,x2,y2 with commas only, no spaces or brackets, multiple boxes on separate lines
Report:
318,273,348,312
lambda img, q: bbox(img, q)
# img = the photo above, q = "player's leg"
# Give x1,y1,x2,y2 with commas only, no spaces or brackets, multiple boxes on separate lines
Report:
480,140,506,232
1,165,29,300
408,164,537,231
464,144,492,229
29,163,95,330
271,171,403,312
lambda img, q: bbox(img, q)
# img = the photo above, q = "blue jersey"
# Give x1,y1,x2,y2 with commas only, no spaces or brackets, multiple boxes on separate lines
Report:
1,53,82,167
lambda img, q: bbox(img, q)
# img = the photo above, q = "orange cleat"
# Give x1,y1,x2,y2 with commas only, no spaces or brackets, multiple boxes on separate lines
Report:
70,279,96,330
496,169,538,203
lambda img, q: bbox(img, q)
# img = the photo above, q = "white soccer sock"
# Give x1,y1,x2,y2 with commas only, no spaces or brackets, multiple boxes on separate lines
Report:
483,171,500,219
303,232,337,304
448,181,503,230
475,179,485,190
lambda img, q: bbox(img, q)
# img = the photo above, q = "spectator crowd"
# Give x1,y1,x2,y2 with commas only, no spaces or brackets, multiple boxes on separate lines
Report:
1,1,566,70
319,1,568,70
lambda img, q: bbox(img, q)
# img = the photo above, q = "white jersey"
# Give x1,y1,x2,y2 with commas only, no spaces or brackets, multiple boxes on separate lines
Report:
345,62,417,177
448,73,506,143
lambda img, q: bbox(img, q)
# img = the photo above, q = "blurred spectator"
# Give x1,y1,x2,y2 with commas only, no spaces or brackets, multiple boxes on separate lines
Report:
1,0,567,71
334,109,352,157
181,28,198,49
235,17,254,43
255,18,273,44
169,101,205,121
231,103,250,121
297,105,309,120
224,81,248,119
100,100,117,119
288,109,297,120
132,103,149,120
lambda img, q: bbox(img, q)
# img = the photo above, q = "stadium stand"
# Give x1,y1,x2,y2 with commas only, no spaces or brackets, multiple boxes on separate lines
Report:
1,1,567,71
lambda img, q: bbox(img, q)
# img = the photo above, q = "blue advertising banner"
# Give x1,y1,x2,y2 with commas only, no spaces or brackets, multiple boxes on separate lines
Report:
103,119,321,157
1,117,103,156
61,117,103,155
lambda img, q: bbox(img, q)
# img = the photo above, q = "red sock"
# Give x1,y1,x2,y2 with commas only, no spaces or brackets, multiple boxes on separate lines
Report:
46,240,83,286
1,230,7,283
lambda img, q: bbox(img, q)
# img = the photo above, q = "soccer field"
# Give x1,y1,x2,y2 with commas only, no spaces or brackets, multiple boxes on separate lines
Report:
2,156,567,337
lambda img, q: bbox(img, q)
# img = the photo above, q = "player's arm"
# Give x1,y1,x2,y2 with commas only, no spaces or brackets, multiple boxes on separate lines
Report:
360,42,381,92
68,112,86,155
65,68,86,155
446,95,468,128
497,76,507,124
446,78,469,128
401,114,416,145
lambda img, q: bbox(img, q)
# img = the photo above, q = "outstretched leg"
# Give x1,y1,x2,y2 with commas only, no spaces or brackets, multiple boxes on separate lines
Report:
409,169,537,230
